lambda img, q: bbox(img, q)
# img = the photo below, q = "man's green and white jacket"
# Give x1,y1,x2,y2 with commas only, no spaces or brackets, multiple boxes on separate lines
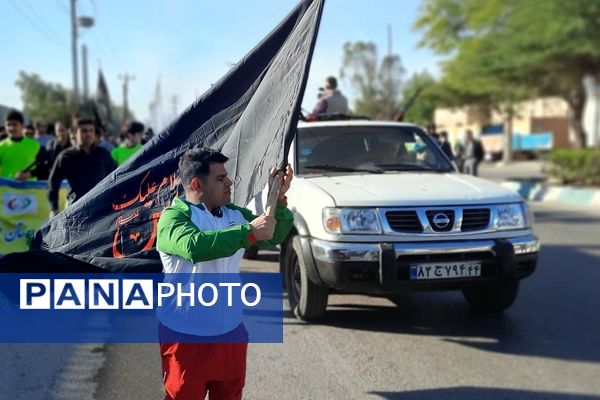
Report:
155,196,293,336
157,196,293,274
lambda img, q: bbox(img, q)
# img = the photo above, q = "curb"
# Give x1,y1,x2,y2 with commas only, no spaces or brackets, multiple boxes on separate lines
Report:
500,180,600,209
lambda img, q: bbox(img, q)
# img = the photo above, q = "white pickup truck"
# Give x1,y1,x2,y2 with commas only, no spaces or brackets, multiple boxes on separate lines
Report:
252,120,539,321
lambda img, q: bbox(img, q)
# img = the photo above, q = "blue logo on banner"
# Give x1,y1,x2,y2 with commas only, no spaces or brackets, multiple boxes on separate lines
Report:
0,273,283,343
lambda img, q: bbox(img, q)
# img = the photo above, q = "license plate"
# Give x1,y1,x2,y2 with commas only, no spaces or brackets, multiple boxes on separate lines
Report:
410,261,482,280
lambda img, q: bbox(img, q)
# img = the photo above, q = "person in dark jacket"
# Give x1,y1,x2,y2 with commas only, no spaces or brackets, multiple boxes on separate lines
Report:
463,129,485,176
48,117,116,216
438,131,454,160
46,121,72,169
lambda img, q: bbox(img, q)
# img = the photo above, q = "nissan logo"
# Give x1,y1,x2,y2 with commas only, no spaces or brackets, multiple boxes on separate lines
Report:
432,213,450,229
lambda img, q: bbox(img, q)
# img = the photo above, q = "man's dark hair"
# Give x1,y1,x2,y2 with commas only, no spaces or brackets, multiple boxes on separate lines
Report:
5,110,24,124
178,148,229,187
127,121,145,135
77,117,95,127
326,76,338,90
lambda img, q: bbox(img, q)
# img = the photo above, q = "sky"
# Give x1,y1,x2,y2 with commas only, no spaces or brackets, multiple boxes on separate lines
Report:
0,0,441,130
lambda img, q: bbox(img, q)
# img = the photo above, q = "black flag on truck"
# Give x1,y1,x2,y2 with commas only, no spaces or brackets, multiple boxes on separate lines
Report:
12,0,324,272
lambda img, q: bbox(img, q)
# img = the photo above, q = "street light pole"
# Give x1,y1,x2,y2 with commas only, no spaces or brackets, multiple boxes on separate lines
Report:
82,44,89,100
594,79,600,147
118,73,135,122
70,0,79,108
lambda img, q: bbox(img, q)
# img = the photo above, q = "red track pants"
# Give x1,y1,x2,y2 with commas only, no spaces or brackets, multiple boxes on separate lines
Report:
160,324,248,400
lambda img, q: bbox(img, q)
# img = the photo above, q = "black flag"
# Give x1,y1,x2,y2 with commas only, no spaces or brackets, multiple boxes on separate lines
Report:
94,69,115,138
22,0,324,272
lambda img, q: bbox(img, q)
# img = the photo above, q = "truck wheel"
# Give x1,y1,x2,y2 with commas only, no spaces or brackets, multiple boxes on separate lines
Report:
462,280,519,312
285,236,328,321
243,246,259,260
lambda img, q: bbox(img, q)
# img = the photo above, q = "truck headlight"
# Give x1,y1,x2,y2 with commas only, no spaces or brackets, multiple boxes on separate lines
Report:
495,203,527,230
323,208,382,234
522,202,534,227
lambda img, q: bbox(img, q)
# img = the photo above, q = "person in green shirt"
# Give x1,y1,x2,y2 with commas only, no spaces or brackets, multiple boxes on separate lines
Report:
0,110,43,180
111,121,144,165
156,148,294,399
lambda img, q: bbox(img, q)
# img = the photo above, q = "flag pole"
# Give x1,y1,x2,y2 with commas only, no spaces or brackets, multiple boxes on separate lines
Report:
265,171,283,216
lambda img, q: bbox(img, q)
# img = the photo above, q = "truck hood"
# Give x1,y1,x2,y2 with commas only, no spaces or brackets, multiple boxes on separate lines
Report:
303,173,521,206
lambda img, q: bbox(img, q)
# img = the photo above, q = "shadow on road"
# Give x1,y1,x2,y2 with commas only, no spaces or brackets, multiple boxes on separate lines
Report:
370,387,600,400
505,176,547,183
283,243,600,365
534,210,600,225
252,252,279,263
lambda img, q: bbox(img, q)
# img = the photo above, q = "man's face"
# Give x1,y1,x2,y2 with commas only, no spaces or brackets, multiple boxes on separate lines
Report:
69,126,77,142
35,122,47,135
77,123,96,147
199,163,233,208
128,131,142,146
5,120,23,139
55,123,68,142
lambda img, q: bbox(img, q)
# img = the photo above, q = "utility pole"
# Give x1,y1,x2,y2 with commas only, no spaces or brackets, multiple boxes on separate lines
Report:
70,0,79,108
594,78,600,147
118,73,135,122
171,95,179,119
69,0,94,109
387,24,393,56
82,44,89,100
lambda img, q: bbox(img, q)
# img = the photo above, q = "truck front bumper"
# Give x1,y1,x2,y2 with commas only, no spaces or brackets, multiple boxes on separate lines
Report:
301,235,539,293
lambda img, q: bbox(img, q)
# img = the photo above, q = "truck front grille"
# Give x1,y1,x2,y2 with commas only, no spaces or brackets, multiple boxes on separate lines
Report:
461,208,491,231
381,205,499,235
385,211,422,233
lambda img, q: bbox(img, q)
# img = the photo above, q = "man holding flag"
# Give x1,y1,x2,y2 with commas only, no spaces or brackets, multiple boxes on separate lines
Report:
157,148,293,399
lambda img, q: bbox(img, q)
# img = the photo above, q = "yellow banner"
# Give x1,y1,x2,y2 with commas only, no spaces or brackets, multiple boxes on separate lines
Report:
0,178,68,254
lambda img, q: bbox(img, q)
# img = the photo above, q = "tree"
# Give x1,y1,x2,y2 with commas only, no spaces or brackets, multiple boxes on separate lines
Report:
15,72,72,124
15,71,134,130
434,35,531,162
415,0,600,149
401,71,437,126
340,41,405,120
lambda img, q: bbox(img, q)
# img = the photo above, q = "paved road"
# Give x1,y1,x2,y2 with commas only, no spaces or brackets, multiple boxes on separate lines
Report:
478,159,547,183
2,201,599,399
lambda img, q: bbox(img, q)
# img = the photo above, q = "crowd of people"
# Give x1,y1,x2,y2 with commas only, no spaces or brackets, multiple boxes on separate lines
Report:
427,128,485,176
0,109,153,214
1,75,487,222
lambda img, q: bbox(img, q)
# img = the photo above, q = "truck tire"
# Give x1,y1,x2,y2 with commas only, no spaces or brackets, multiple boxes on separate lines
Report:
284,236,328,321
462,280,519,312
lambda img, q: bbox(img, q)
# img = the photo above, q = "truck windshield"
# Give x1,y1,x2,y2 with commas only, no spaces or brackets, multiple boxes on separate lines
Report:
296,125,455,175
